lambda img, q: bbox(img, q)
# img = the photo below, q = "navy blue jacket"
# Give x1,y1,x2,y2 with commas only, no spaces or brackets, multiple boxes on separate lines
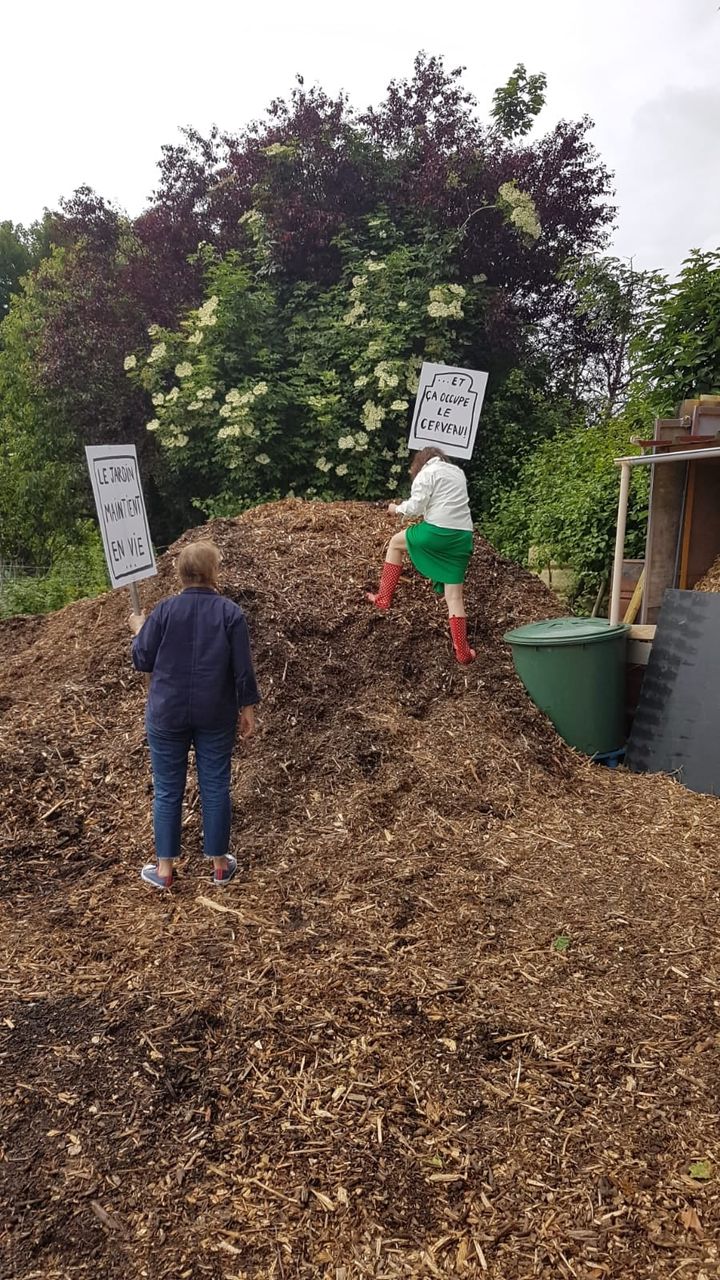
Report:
132,588,260,732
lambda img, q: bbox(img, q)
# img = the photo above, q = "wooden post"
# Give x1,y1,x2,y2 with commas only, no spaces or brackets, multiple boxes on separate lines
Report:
623,568,645,625
678,461,697,590
610,462,631,624
128,581,150,689
591,571,609,618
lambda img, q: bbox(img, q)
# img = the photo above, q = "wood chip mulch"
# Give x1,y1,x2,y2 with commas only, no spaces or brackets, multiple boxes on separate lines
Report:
695,555,720,593
2,500,720,1280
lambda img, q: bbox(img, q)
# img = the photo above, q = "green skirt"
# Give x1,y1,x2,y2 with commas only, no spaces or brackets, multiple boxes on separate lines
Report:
406,522,473,593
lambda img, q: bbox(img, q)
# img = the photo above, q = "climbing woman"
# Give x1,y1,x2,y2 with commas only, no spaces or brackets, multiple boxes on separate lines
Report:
366,447,476,665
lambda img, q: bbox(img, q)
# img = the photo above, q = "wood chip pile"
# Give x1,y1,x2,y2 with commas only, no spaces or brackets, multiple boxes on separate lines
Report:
2,500,720,1280
694,554,720,592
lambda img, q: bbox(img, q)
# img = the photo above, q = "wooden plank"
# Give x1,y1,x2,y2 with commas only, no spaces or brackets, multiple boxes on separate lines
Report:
683,460,720,589
623,568,645,624
628,639,653,667
632,436,720,449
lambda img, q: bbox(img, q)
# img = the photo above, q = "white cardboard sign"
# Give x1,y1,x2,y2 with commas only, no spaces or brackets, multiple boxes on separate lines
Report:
85,444,157,589
409,362,488,460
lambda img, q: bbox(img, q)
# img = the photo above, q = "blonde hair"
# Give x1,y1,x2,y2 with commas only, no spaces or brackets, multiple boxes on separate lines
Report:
177,540,221,588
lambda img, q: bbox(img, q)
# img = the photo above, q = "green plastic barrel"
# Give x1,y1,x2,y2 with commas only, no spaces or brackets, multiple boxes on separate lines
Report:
503,617,630,756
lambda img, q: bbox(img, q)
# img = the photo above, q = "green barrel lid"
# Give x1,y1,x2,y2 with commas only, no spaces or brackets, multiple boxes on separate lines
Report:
503,617,630,647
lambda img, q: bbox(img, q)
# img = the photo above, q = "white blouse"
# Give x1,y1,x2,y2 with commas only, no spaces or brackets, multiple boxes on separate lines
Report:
395,458,473,531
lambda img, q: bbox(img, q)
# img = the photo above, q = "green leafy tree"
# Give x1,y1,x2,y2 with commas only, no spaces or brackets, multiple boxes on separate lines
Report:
491,63,547,139
469,367,576,516
634,249,720,411
0,217,55,317
0,219,175,560
0,222,34,317
0,264,83,560
541,256,662,419
486,411,650,608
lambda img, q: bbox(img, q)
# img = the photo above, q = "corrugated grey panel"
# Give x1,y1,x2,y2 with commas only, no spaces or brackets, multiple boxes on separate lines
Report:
626,589,720,795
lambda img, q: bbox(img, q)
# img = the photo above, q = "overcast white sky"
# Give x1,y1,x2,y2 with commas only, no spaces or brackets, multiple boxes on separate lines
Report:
1,0,718,275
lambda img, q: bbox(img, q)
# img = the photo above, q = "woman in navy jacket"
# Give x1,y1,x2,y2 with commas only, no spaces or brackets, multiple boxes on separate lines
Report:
129,540,260,889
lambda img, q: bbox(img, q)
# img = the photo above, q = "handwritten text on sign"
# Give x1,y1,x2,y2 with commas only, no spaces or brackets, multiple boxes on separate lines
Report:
409,363,488,461
85,444,157,589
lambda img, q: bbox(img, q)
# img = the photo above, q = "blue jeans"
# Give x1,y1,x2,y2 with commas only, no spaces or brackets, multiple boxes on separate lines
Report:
146,724,236,862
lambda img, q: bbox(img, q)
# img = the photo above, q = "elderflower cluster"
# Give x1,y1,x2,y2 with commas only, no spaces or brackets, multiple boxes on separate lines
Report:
225,388,251,408
366,259,387,273
362,401,386,432
197,295,219,328
406,358,421,395
427,283,466,320
123,354,137,371
343,300,366,327
148,342,167,364
217,424,242,439
315,456,333,473
390,399,409,412
218,383,268,429
344,270,370,326
336,463,349,476
338,434,355,450
497,182,542,241
374,362,399,390
175,362,193,378
256,453,270,465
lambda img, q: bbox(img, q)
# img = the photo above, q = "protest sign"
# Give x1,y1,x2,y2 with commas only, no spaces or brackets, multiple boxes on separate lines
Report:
85,445,156,600
409,363,488,461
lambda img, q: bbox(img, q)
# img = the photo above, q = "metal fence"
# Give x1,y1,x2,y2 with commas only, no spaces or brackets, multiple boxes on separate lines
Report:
0,561,48,589
0,561,94,618
0,545,169,618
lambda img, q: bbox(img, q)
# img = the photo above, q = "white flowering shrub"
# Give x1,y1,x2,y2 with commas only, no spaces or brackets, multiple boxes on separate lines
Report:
126,219,492,513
